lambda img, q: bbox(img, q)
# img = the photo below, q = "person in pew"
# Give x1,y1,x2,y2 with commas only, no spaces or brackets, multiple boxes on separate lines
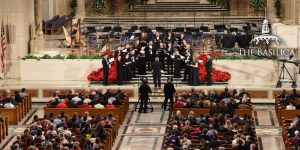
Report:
106,100,116,109
4,99,15,108
173,98,186,109
14,91,22,103
277,89,288,104
81,100,92,109
56,99,68,108
288,88,300,103
93,137,102,149
19,88,28,98
71,93,82,104
286,101,297,110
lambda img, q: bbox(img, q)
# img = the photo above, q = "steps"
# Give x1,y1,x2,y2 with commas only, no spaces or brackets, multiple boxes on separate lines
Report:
129,3,227,12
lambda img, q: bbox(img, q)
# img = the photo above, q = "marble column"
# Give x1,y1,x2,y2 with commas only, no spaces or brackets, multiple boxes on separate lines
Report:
266,0,276,24
76,0,86,18
35,0,43,37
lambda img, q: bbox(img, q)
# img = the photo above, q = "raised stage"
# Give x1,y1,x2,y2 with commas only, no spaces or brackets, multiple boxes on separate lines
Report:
1,58,296,103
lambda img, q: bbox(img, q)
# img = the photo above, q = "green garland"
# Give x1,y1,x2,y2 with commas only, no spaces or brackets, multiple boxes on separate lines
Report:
249,0,265,10
93,0,108,11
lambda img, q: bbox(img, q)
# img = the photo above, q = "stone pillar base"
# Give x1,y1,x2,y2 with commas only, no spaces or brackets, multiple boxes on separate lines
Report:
30,38,45,54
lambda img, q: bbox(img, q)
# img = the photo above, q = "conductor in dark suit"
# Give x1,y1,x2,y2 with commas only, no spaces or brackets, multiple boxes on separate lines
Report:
102,55,109,86
206,55,213,86
163,78,176,111
139,77,152,113
152,57,162,88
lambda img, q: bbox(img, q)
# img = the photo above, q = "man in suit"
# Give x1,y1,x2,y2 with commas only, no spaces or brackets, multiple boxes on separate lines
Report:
183,50,193,81
206,55,213,86
163,78,176,111
102,55,109,86
117,55,124,85
152,57,162,88
139,77,152,113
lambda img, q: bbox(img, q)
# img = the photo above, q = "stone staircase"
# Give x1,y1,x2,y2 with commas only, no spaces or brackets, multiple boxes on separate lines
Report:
129,1,227,12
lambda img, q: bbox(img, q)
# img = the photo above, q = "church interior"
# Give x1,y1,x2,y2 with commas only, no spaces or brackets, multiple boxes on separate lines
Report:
0,0,300,149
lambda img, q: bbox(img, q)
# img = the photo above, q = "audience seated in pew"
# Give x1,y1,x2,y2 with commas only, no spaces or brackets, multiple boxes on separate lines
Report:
166,110,257,150
49,89,125,109
173,87,252,110
10,111,118,150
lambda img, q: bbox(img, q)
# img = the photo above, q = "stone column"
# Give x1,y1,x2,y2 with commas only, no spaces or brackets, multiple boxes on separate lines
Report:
35,0,43,37
76,0,86,18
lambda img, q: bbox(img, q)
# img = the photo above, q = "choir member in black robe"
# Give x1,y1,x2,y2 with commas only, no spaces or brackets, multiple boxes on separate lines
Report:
138,47,147,75
145,40,154,71
165,31,175,45
152,57,162,88
166,42,174,75
153,31,163,48
102,55,109,86
138,78,152,113
114,46,123,58
130,50,137,77
117,56,124,85
206,55,213,86
188,57,200,86
124,54,132,81
139,32,148,47
173,49,182,78
163,78,176,111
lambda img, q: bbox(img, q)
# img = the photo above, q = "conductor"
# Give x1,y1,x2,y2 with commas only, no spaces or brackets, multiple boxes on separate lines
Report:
206,55,213,86
138,77,152,113
152,57,162,88
163,78,176,111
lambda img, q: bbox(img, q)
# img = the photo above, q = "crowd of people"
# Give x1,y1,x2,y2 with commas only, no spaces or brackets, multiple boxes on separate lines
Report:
102,31,213,86
10,112,116,150
287,116,300,149
0,88,28,109
166,110,257,150
277,89,300,110
172,88,252,110
49,89,125,109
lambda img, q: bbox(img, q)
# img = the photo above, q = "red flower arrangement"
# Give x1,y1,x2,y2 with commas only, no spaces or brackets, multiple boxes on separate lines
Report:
87,50,118,82
198,52,231,82
88,51,231,83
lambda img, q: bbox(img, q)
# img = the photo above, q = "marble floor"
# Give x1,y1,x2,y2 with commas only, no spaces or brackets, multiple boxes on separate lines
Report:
0,103,287,150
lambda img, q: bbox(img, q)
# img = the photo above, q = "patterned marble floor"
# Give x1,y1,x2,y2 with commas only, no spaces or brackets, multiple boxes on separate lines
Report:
113,104,169,150
253,105,286,150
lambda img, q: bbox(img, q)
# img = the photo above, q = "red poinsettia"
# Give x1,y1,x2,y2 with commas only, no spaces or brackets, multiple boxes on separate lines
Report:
198,52,231,82
87,50,118,82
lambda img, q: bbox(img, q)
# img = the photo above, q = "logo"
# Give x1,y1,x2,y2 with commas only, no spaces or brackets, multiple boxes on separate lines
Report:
250,18,280,45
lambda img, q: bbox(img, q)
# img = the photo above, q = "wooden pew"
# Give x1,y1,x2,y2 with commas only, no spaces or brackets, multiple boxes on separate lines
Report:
44,107,125,125
173,108,253,117
0,95,32,125
0,116,8,143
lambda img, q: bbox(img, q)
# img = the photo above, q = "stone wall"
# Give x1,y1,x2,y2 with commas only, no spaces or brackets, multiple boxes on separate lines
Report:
0,0,34,79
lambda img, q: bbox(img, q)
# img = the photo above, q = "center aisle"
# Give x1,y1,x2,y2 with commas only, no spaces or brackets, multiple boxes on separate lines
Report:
113,104,170,150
